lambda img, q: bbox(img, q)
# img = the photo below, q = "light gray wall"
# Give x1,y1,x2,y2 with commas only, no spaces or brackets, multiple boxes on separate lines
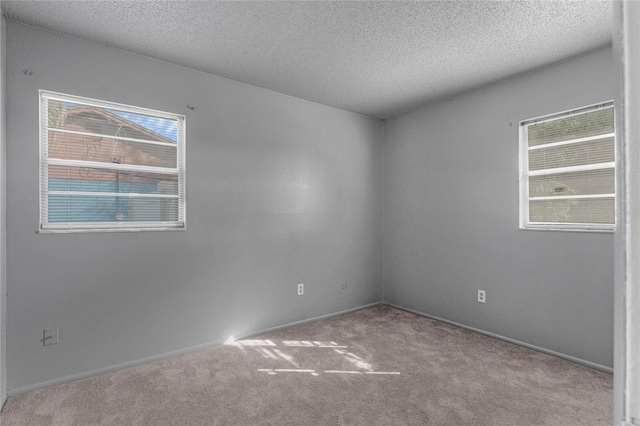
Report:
5,22,383,393
384,47,615,369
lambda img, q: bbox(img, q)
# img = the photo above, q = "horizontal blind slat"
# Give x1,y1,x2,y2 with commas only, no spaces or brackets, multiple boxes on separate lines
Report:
527,107,614,147
48,131,177,168
48,194,180,223
528,137,614,171
49,128,178,147
48,158,179,175
529,197,615,224
528,168,615,198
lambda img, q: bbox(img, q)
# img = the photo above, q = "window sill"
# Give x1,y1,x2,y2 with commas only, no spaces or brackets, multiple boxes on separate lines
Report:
38,226,186,234
519,224,615,234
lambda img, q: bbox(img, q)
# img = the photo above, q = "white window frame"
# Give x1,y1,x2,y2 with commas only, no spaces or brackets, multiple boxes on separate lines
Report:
39,90,186,233
519,101,615,232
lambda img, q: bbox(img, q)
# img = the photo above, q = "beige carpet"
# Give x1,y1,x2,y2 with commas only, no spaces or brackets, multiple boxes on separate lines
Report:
0,305,612,425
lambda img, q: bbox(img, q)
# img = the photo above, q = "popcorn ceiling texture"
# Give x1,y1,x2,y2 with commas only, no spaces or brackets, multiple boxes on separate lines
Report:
1,1,612,118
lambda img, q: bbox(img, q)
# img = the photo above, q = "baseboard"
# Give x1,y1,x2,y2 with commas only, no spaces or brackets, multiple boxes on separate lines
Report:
237,301,382,341
384,302,613,374
0,393,6,412
7,301,381,397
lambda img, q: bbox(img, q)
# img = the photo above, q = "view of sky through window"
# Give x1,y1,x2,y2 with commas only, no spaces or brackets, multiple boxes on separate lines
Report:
57,100,178,142
109,110,178,142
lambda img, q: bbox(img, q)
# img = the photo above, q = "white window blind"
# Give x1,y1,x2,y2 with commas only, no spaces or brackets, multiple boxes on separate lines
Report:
39,91,186,232
519,102,615,231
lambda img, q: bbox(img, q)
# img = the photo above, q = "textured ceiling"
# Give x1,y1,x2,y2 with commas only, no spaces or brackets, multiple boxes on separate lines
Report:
2,1,612,119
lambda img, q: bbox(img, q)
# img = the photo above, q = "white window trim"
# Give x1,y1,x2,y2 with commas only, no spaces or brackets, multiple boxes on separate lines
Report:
519,101,615,233
38,90,186,233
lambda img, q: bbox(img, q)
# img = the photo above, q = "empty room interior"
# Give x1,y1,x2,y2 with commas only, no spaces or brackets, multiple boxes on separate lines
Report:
0,1,631,425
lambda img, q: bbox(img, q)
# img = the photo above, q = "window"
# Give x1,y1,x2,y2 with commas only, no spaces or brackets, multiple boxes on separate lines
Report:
519,102,615,231
39,91,186,232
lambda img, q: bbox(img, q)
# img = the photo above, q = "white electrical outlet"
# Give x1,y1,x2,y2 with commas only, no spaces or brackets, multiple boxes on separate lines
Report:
297,283,304,296
478,290,486,304
43,327,58,346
